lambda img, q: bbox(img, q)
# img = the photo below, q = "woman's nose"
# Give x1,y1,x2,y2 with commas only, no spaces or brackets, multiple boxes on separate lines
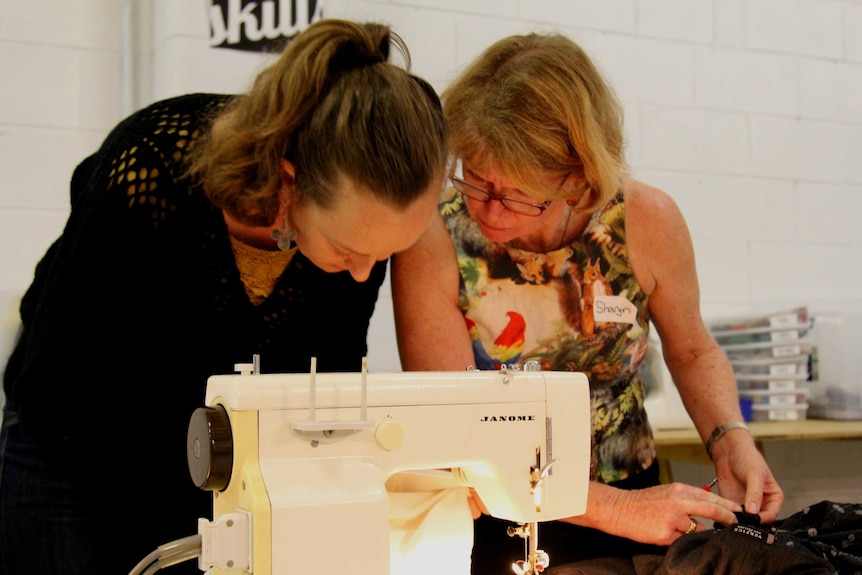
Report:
479,197,511,220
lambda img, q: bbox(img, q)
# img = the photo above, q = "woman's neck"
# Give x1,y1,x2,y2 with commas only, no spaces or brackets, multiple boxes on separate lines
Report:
222,210,279,250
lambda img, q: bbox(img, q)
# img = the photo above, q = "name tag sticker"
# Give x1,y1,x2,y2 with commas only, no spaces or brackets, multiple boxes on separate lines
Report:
594,295,636,324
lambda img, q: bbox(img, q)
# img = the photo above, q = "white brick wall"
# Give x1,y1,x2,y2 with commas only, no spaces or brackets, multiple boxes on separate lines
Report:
1,0,861,515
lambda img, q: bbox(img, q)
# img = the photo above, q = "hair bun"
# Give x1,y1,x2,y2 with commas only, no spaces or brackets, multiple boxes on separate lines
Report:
330,46,387,72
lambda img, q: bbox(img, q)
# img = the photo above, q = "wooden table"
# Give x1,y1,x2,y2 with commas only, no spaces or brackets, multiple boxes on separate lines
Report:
653,419,862,483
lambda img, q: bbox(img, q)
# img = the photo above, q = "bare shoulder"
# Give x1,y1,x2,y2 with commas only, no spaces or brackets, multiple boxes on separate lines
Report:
623,178,690,240
623,178,682,221
622,178,694,296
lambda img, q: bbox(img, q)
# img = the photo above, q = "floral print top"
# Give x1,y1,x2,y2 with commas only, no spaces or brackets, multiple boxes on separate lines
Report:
441,187,656,483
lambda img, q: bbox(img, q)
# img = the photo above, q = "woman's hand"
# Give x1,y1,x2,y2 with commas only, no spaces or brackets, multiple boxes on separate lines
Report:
710,433,785,523
566,481,743,546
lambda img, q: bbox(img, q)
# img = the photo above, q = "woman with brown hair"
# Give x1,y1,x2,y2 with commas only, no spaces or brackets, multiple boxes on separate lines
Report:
0,18,448,575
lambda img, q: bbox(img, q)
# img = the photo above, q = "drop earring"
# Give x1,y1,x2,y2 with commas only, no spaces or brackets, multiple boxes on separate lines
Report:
271,215,296,251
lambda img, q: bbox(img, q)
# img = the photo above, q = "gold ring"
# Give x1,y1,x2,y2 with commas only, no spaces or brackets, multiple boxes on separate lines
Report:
685,518,698,534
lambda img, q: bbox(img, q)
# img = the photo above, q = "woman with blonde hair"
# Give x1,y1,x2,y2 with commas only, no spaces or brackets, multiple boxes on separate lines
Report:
393,31,783,573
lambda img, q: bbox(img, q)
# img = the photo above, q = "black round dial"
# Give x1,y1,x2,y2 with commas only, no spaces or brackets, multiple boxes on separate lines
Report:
187,404,233,491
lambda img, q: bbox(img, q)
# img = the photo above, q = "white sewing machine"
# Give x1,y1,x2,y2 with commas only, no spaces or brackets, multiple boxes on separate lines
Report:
187,358,591,575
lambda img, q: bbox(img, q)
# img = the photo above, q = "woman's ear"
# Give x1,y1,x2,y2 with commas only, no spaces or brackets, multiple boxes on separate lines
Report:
562,172,593,207
561,172,581,195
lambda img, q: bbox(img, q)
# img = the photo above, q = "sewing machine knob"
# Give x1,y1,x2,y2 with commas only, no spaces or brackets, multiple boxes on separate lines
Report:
375,419,405,451
187,404,233,491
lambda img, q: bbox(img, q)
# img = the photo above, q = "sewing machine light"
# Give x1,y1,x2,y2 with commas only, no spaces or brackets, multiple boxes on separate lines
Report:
532,482,542,511
529,452,558,513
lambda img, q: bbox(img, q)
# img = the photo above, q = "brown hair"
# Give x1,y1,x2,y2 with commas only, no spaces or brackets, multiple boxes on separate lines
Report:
442,32,627,212
187,19,448,226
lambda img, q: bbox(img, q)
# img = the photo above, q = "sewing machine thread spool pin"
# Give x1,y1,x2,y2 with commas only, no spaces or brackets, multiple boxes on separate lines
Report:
361,356,368,421
291,355,374,442
308,356,317,421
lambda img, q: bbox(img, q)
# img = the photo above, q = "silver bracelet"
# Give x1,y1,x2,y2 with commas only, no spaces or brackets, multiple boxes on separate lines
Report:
705,422,750,460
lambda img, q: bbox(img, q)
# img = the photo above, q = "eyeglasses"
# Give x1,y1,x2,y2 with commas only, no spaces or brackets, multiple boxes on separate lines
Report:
450,176,552,217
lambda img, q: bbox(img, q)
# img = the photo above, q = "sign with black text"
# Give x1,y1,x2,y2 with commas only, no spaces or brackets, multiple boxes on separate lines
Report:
209,0,323,52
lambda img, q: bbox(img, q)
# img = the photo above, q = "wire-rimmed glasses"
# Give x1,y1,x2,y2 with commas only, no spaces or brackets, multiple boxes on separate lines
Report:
450,176,551,217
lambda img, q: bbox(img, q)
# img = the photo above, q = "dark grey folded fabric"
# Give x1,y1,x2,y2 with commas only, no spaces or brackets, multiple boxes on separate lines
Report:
546,501,862,575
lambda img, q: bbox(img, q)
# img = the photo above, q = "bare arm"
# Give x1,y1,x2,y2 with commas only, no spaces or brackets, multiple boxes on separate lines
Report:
625,180,742,442
625,178,783,522
391,212,474,371
555,180,782,542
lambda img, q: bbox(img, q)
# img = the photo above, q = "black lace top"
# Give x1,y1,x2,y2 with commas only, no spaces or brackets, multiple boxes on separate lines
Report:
3,93,386,488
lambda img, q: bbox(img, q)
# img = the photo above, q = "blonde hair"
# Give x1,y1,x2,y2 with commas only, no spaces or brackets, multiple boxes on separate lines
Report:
442,32,627,212
187,19,448,226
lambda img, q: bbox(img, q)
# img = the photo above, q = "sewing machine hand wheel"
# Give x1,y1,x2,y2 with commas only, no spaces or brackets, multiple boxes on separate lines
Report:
187,404,234,491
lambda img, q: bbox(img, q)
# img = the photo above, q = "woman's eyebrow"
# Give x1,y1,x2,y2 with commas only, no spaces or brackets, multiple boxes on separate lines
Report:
463,166,498,189
464,166,524,195
331,237,370,257
462,166,484,182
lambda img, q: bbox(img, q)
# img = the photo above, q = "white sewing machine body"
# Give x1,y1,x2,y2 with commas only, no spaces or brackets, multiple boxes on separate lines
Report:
189,364,591,575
